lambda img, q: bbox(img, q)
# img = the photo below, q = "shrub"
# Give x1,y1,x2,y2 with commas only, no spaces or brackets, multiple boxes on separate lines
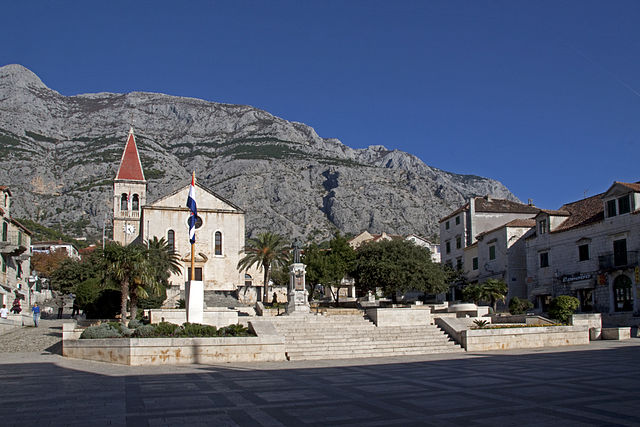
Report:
472,319,489,329
508,297,534,315
128,319,144,329
548,295,580,324
178,322,218,337
132,324,156,338
217,324,251,337
176,299,186,309
80,323,123,339
153,321,180,337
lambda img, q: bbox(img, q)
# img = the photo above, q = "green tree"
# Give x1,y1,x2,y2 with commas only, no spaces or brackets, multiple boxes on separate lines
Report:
462,283,483,305
351,239,448,299
102,242,156,324
480,279,508,312
548,295,580,324
237,232,289,302
508,296,534,315
303,234,356,306
49,250,104,294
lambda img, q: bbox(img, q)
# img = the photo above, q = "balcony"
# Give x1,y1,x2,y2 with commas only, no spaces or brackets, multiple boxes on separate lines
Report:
598,251,639,271
0,230,28,255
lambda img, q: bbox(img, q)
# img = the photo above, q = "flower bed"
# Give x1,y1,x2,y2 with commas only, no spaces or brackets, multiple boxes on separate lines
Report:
63,320,285,365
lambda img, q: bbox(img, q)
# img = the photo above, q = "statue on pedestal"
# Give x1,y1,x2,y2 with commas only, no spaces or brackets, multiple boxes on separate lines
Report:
287,239,309,314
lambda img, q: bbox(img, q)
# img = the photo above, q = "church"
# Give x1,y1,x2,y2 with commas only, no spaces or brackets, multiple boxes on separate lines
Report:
112,128,264,305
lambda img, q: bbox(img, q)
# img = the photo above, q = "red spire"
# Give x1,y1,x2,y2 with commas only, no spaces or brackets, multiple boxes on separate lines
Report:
115,128,145,181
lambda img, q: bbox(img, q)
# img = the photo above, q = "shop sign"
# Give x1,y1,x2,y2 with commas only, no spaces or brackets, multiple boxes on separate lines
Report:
562,273,592,283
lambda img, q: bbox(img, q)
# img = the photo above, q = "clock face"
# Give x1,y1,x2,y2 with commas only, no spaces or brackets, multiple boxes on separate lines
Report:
123,224,136,235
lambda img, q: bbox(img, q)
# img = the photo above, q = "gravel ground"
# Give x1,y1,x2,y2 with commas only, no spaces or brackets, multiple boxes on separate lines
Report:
0,317,65,354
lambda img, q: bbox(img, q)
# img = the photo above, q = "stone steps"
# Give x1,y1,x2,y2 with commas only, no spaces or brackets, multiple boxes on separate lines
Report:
286,346,465,361
270,314,463,361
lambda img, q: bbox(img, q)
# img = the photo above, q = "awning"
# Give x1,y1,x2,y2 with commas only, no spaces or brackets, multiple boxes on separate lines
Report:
570,279,596,290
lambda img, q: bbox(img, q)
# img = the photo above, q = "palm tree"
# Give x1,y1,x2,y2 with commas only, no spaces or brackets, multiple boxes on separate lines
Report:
103,242,154,324
237,232,290,302
480,279,508,312
146,237,182,286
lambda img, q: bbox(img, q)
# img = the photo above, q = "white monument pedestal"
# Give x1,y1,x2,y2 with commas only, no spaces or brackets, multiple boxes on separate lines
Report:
287,263,309,314
185,280,204,324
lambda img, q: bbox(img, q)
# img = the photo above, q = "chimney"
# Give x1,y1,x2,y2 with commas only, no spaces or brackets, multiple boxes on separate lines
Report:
528,198,533,206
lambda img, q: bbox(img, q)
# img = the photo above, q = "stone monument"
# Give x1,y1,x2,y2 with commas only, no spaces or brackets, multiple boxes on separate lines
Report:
287,240,309,314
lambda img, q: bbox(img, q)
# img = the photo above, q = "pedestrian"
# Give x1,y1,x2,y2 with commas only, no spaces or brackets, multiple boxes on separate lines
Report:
32,302,41,327
56,295,64,319
10,298,21,314
71,298,79,318
0,304,8,319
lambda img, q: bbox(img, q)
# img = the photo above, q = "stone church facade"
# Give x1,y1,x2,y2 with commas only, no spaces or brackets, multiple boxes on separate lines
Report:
112,128,264,305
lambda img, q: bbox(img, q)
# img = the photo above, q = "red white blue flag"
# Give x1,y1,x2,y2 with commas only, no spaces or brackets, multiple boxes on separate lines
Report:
186,173,197,244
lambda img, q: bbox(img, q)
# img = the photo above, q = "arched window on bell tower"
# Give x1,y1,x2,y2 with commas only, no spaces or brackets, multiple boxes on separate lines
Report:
120,193,128,211
132,194,139,211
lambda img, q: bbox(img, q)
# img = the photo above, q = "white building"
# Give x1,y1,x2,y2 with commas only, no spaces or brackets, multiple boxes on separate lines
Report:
472,219,535,300
526,182,640,316
440,196,539,272
31,241,80,260
112,128,264,305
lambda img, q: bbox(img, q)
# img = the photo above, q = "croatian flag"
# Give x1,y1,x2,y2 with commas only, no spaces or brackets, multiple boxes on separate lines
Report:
186,173,197,244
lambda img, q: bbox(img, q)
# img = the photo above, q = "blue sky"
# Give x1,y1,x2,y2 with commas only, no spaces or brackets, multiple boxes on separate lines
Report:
2,1,640,209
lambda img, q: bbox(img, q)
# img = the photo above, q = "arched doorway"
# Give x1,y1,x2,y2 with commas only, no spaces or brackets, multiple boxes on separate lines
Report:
613,275,633,312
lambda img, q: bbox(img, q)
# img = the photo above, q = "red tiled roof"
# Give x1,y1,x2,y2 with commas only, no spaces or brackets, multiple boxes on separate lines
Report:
115,128,145,181
474,197,539,214
552,193,604,233
612,181,640,193
440,197,538,223
537,209,570,216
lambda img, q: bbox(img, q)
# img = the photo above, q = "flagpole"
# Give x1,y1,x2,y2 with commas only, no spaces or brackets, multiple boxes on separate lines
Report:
190,171,195,281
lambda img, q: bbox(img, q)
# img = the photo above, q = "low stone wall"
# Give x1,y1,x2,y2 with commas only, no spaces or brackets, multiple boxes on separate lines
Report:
365,307,431,326
62,320,286,365
602,327,631,340
149,309,238,327
461,325,589,351
572,313,602,340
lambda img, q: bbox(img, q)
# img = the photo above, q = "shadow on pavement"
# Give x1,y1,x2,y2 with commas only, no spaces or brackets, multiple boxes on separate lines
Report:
0,346,639,426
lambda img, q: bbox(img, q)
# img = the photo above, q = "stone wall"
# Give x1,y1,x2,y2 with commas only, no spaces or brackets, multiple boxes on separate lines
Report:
365,307,431,326
62,320,286,365
461,325,589,351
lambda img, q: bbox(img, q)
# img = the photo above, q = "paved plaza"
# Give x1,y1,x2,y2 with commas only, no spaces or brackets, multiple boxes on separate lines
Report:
1,321,639,426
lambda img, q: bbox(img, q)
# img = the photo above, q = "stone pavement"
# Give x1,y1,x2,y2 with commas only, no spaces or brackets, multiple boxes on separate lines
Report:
0,325,639,427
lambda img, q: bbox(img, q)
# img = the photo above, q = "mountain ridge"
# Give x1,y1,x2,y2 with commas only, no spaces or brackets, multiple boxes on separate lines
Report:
0,64,517,241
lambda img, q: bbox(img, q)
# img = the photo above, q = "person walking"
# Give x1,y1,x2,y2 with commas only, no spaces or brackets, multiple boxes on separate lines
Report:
32,302,41,327
71,298,79,318
56,295,65,319
0,304,8,319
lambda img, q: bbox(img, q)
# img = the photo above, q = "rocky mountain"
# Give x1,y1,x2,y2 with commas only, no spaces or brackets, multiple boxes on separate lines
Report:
0,64,516,242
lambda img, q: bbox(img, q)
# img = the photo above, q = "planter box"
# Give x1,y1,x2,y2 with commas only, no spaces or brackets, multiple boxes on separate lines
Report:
461,325,589,351
62,320,286,365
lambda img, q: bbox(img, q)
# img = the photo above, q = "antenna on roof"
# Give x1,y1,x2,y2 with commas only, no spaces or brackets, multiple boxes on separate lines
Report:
584,189,588,199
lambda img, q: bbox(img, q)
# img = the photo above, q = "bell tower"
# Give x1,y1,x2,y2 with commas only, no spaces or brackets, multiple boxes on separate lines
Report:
113,127,146,245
